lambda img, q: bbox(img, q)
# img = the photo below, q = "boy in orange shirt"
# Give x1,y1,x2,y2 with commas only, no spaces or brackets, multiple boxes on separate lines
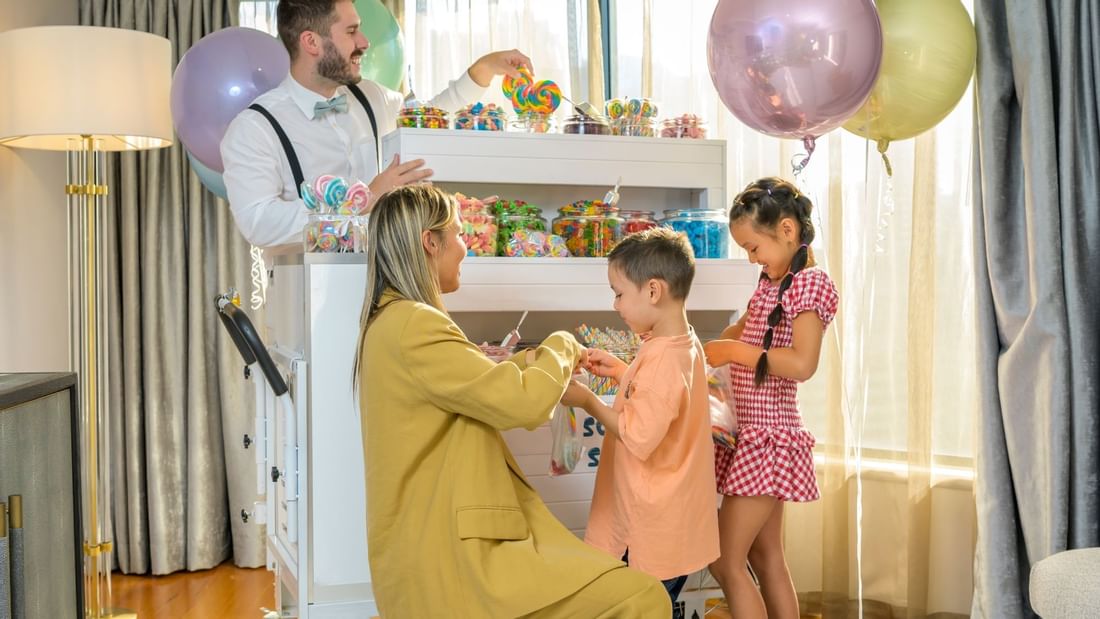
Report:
563,227,719,617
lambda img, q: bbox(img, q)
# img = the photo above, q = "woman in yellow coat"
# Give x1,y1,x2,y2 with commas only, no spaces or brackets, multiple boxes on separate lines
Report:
356,185,671,618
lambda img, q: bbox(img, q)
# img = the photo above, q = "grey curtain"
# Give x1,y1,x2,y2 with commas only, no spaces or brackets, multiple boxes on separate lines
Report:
972,1,1100,616
79,0,265,574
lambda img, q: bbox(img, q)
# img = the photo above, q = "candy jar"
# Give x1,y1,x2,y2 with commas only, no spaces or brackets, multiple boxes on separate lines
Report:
495,204,549,256
660,114,708,139
304,214,364,253
619,118,656,137
605,97,659,136
509,111,557,134
457,196,497,256
396,106,450,129
620,210,658,235
454,102,507,131
562,113,611,135
661,208,730,259
551,200,623,257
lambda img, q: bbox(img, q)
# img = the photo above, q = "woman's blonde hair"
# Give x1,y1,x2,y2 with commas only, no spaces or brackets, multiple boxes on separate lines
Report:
354,184,458,380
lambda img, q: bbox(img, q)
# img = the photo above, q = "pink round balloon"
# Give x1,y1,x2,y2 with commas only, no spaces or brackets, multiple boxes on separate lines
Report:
171,27,289,173
707,0,883,140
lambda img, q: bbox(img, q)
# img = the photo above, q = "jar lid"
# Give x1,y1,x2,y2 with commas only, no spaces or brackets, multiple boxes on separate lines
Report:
564,114,609,125
662,208,726,218
399,106,448,118
560,200,619,216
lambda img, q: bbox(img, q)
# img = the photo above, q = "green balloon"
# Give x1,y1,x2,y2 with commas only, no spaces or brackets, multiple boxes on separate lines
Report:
353,0,405,91
842,0,976,147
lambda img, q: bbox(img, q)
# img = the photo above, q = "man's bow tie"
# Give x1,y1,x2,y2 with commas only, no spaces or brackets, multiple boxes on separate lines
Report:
313,94,349,118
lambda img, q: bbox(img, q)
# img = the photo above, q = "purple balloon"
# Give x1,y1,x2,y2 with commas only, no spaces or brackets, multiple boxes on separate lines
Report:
707,0,883,141
171,27,289,172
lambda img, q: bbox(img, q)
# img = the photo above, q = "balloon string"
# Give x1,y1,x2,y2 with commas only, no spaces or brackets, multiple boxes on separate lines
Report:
250,245,267,310
877,139,894,177
791,135,817,176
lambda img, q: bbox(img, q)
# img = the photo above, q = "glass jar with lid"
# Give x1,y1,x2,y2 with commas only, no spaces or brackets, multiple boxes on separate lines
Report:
620,210,659,236
492,200,548,256
458,197,497,256
563,114,610,135
551,200,623,257
454,102,507,131
396,106,449,129
661,208,729,258
303,214,366,253
509,110,557,134
616,118,657,137
660,114,707,139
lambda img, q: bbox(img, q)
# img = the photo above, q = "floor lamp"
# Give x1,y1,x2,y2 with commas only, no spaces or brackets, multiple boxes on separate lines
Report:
0,26,172,619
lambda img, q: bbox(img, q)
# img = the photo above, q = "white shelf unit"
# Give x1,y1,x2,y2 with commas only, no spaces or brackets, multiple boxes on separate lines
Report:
381,128,728,211
260,129,755,618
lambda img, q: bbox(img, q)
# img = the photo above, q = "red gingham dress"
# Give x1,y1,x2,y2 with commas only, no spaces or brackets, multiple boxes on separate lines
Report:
714,267,839,502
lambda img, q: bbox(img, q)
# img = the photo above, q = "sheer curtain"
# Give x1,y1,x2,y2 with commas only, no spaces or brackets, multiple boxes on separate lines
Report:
613,1,978,616
81,0,266,574
402,0,600,117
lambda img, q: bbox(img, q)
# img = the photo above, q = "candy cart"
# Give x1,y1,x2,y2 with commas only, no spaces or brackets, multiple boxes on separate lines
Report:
248,128,758,618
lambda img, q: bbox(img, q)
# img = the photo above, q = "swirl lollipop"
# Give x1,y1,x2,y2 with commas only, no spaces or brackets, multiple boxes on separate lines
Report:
312,174,337,201
529,80,562,114
300,181,320,211
502,66,533,101
344,181,371,215
605,98,625,120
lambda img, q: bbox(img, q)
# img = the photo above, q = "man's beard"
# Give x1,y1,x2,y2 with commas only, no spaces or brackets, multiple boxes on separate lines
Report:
318,38,362,86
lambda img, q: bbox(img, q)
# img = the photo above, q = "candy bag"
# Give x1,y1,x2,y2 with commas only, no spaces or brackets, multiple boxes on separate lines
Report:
549,403,584,476
707,365,737,449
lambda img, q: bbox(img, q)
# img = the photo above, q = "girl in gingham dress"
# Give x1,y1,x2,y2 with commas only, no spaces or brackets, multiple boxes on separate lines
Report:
703,177,838,618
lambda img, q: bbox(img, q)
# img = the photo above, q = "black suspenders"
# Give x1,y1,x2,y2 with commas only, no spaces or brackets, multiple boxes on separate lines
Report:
248,84,380,199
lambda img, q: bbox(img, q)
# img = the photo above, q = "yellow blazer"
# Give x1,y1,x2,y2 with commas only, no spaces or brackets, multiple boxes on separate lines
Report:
360,291,622,617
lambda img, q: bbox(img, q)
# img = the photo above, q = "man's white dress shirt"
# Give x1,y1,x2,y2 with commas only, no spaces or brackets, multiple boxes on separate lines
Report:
221,74,484,247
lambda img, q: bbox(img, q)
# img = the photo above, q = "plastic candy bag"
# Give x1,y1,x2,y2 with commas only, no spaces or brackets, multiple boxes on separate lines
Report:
707,365,737,449
549,403,584,476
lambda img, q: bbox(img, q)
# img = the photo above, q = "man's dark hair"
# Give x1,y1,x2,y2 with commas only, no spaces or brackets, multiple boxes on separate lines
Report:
277,0,343,59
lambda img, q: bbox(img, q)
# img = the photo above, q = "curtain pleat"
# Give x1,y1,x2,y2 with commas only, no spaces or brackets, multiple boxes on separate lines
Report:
80,0,263,574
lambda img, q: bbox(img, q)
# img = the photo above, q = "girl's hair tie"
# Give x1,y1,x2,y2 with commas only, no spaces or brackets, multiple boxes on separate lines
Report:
766,187,772,196
800,243,809,249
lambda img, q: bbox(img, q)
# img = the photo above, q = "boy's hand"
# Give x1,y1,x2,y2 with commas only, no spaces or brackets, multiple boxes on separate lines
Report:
576,346,589,370
585,349,628,382
703,340,734,368
560,379,593,409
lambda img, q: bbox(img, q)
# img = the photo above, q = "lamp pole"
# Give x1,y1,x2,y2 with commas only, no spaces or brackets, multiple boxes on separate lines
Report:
67,135,114,618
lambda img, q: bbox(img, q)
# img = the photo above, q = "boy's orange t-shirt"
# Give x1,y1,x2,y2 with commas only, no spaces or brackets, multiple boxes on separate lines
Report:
584,330,720,580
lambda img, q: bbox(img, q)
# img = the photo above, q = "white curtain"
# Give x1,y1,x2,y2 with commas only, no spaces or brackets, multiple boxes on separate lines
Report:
613,0,978,615
403,0,597,117
364,0,979,614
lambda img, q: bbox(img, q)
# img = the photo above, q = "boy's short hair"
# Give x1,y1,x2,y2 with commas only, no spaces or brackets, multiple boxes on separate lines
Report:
607,227,695,300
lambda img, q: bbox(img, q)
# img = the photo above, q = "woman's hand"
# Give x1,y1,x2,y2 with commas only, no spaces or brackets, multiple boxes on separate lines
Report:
560,379,594,410
584,349,628,382
703,339,735,368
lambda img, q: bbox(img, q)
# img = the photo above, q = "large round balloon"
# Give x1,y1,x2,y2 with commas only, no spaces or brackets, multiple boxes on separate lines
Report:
842,0,975,148
354,0,405,90
706,0,883,141
187,151,228,200
171,27,290,173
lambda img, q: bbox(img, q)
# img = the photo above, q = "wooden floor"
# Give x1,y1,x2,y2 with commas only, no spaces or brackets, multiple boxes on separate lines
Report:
108,563,795,618
112,562,275,619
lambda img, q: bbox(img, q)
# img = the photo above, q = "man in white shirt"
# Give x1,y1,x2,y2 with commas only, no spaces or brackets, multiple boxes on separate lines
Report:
221,0,531,247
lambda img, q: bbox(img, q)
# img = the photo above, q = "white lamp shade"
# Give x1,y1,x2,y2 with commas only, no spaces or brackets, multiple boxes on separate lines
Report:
0,26,173,151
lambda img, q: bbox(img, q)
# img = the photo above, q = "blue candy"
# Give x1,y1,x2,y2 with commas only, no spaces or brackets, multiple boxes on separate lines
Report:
664,219,729,258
